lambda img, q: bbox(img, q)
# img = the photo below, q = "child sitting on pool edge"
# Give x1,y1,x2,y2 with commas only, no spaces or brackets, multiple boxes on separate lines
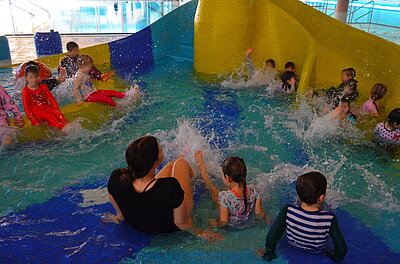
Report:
194,150,270,229
22,65,69,130
73,55,140,107
361,83,387,117
261,171,347,262
374,108,400,145
0,85,24,145
58,41,114,81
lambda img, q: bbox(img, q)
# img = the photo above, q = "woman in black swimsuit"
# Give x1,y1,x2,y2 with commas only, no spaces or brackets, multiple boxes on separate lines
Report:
107,135,223,242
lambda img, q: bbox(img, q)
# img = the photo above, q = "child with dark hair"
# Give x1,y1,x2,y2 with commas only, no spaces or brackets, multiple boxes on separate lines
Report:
374,108,400,145
58,41,114,81
245,48,278,85
22,65,68,130
326,68,359,108
195,150,268,228
280,71,297,94
0,85,24,145
284,62,295,72
261,172,347,262
361,83,387,117
328,97,357,123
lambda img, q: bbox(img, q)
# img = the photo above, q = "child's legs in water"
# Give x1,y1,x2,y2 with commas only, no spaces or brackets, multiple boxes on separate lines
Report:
95,89,126,98
85,92,117,106
156,158,194,214
32,107,67,130
44,106,68,124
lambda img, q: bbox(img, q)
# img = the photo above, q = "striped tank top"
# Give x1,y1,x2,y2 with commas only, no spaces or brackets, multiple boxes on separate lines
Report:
285,204,334,253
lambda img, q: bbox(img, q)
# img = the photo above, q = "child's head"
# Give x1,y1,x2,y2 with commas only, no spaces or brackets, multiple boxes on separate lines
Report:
284,62,295,72
221,156,248,212
341,68,356,83
77,54,93,73
370,83,387,101
24,64,41,87
265,59,275,69
296,171,327,206
281,71,297,91
66,41,79,57
387,108,400,130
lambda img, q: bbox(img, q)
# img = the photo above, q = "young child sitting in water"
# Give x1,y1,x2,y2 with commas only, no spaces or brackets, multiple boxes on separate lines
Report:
361,83,387,117
58,41,114,81
374,108,400,145
0,85,24,145
22,65,68,130
280,71,297,94
195,150,269,229
262,172,347,262
326,68,358,109
73,55,139,106
245,48,278,85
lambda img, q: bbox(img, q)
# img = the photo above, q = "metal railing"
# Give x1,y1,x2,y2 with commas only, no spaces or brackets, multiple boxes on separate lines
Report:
347,1,375,32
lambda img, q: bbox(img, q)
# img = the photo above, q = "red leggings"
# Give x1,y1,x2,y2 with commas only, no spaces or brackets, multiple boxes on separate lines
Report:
85,89,126,106
32,106,68,130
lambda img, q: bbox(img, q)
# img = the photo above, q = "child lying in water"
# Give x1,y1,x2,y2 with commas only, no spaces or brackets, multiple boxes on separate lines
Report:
73,55,139,106
194,150,270,229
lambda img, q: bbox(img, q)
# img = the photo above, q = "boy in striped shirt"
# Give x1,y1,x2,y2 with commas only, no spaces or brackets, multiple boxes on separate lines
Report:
262,172,347,262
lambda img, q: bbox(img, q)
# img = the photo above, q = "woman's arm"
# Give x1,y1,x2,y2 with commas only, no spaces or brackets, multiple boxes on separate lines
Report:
107,193,125,221
194,150,219,204
73,74,83,105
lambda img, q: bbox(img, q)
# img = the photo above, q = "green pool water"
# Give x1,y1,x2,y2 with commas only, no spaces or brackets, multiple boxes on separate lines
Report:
0,57,399,262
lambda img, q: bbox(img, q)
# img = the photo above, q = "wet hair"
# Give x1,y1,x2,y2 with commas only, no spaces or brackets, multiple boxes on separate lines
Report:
121,136,159,184
24,64,40,77
296,171,327,205
221,156,248,214
66,41,79,51
26,61,39,67
387,108,400,128
285,62,295,70
342,68,356,79
370,83,387,101
281,71,296,91
77,54,93,67
265,59,275,68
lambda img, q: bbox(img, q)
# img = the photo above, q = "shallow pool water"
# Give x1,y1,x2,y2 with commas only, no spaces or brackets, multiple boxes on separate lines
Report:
0,57,399,263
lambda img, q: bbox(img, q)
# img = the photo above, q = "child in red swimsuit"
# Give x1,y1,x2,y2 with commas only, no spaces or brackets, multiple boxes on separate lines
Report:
22,65,68,130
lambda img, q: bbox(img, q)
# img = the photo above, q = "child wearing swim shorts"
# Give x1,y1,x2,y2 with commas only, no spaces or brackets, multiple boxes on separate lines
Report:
262,172,347,262
58,41,114,81
361,83,387,117
0,85,24,145
374,108,400,145
73,55,139,107
195,150,269,229
22,65,68,130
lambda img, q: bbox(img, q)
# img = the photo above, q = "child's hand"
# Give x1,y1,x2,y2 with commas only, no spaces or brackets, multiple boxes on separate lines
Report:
14,119,25,128
198,229,224,243
58,68,66,83
102,212,124,224
246,48,253,57
194,150,204,165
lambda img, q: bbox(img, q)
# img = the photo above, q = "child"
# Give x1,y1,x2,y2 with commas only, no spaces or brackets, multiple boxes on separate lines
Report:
0,85,24,145
361,83,387,117
280,71,297,94
73,55,139,107
58,41,114,81
284,62,295,73
246,48,277,74
262,172,347,262
374,108,400,145
328,98,357,123
265,59,275,69
22,65,68,130
326,68,359,108
194,150,268,228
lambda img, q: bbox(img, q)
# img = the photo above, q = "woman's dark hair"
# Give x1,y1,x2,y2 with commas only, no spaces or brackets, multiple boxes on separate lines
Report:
387,108,400,128
284,62,295,69
66,41,79,51
370,83,387,101
281,71,296,91
221,156,248,214
121,136,159,184
296,172,327,205
265,59,275,68
24,64,40,77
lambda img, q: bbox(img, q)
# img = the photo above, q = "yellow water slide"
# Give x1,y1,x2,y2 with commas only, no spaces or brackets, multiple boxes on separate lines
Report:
194,0,400,114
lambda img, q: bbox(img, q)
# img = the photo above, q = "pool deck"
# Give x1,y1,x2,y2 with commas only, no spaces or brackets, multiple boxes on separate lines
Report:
6,34,129,65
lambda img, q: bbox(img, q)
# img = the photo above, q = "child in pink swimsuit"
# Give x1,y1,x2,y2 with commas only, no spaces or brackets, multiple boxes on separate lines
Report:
361,83,387,117
0,85,24,145
374,108,400,145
